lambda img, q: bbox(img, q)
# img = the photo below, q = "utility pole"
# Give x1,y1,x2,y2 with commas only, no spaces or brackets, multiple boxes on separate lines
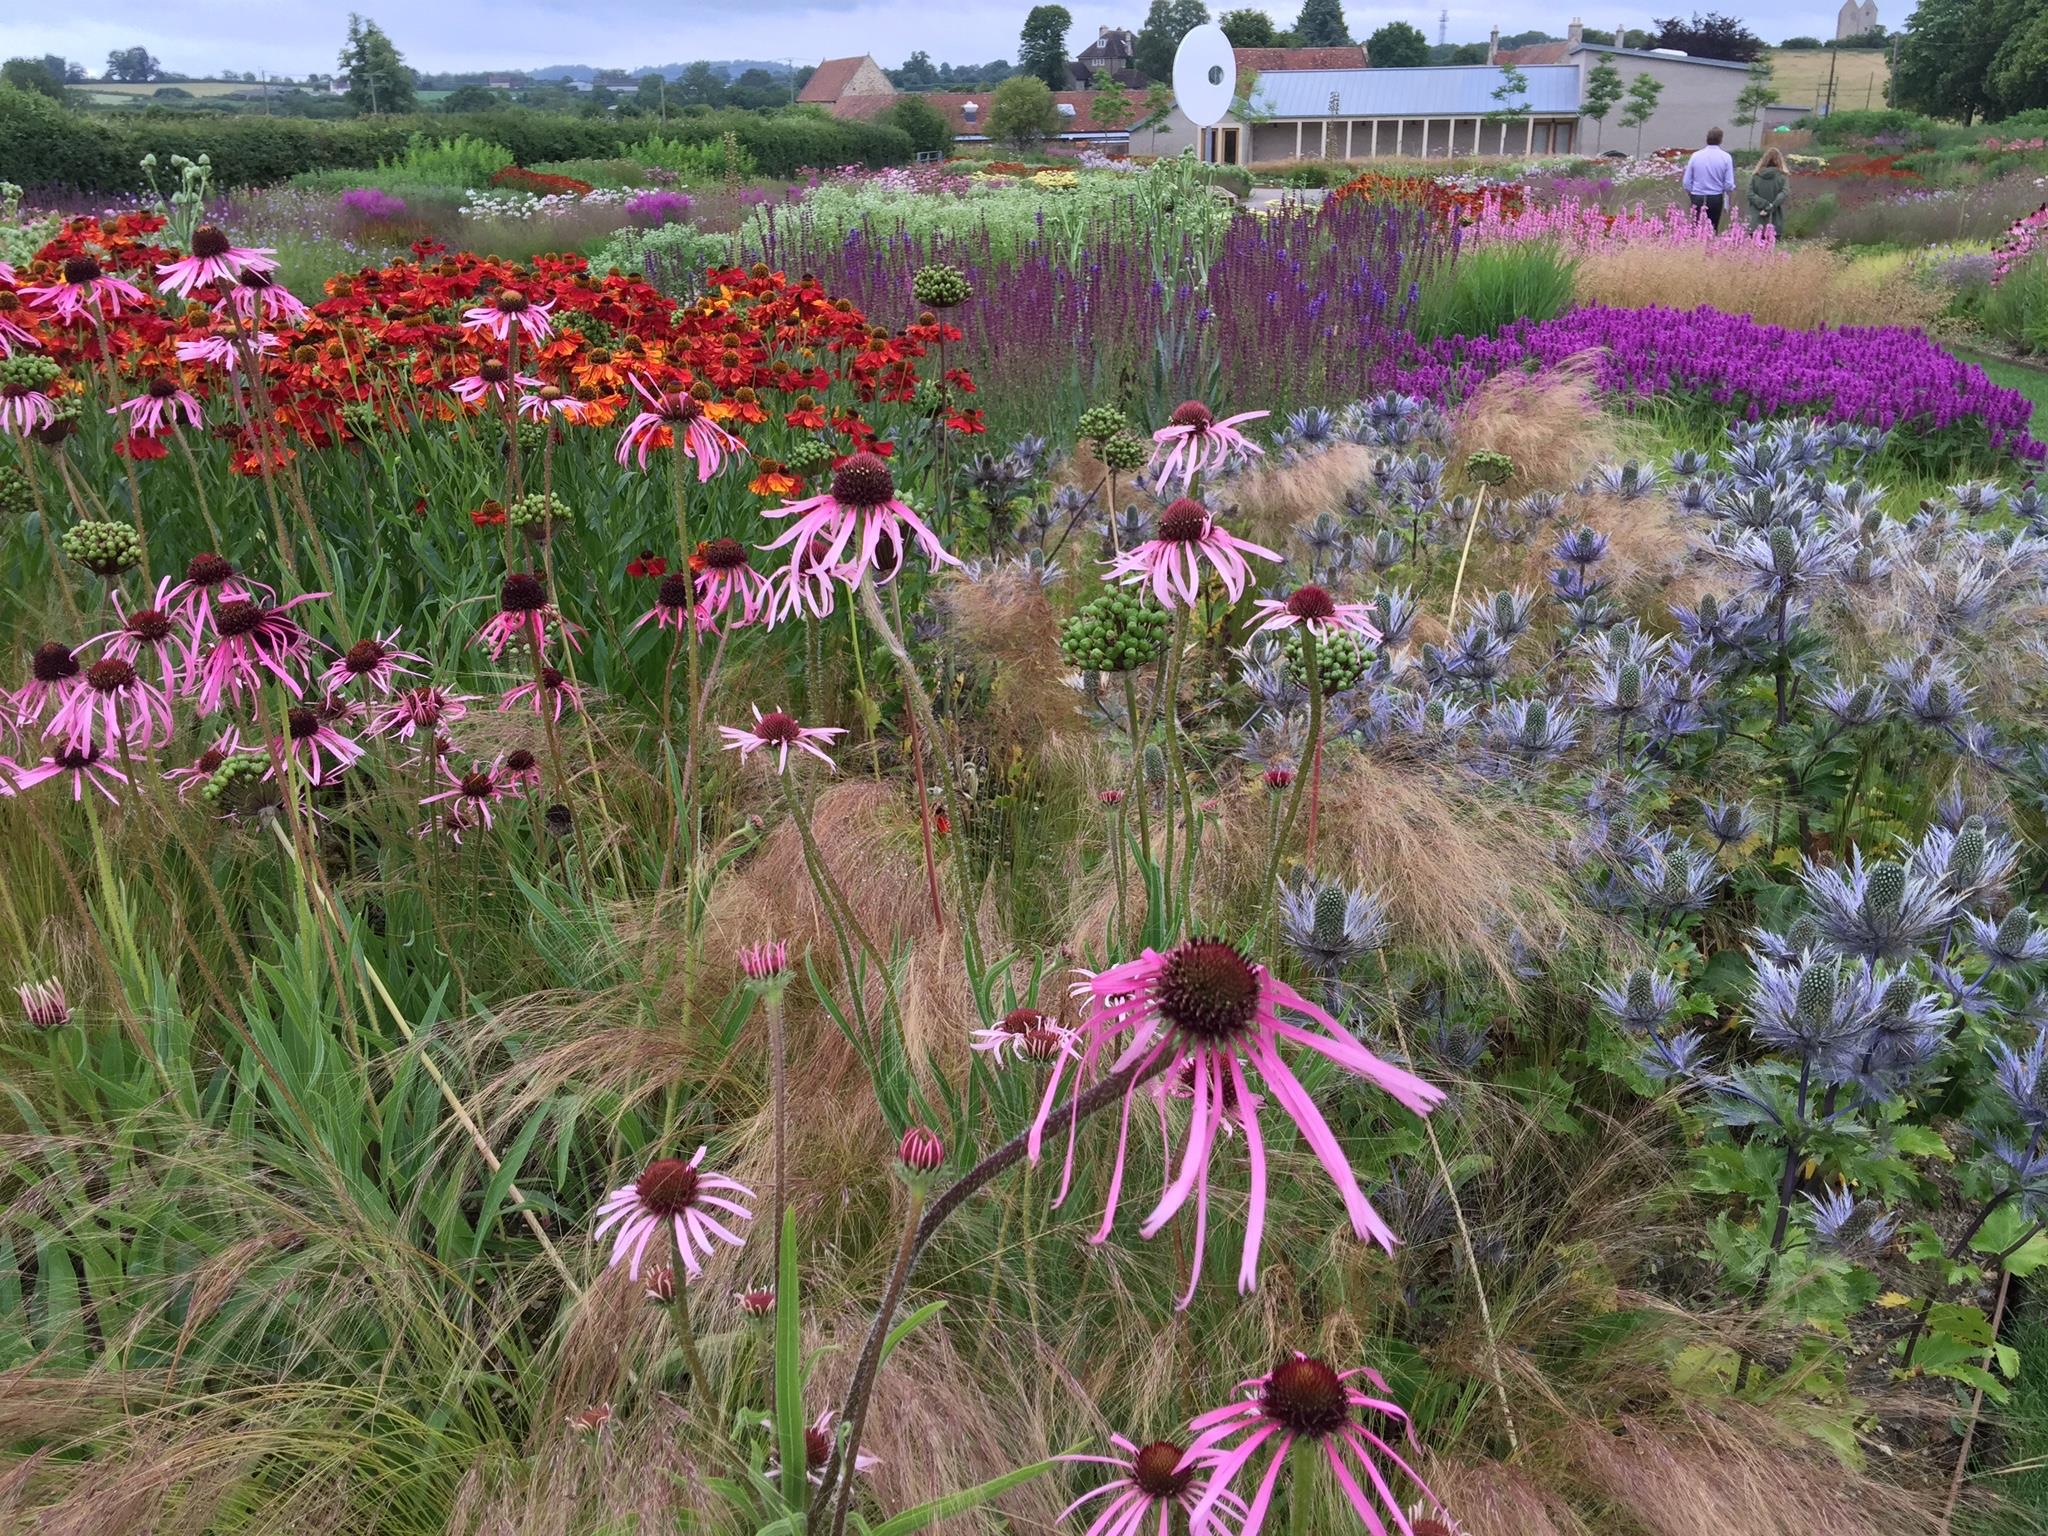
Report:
1823,46,1836,117
1438,7,1448,45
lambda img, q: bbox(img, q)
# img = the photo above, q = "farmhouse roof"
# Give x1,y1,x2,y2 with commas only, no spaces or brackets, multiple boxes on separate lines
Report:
800,56,882,103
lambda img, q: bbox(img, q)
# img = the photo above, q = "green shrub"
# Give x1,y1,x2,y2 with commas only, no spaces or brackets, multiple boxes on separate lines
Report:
1786,190,1838,239
592,221,739,291
1800,107,1941,148
385,132,512,187
1981,254,2048,356
1411,240,1577,342
631,136,743,179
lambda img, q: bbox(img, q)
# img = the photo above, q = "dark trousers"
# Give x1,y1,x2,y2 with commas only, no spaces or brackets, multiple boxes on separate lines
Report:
1689,193,1726,232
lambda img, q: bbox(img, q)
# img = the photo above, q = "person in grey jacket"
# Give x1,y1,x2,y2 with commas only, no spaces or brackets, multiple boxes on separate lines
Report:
1747,147,1790,238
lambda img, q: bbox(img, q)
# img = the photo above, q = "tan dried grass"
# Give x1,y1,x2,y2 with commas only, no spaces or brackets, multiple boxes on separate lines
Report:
1576,242,1851,329
1449,366,1619,497
1230,443,1379,550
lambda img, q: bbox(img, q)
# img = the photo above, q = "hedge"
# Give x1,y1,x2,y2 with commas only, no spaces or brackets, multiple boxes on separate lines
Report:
0,88,913,192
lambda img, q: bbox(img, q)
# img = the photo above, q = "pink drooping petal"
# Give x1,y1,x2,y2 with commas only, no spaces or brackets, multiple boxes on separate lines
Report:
1230,1053,1269,1294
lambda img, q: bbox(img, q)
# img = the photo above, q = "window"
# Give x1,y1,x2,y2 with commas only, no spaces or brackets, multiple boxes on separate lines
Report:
962,101,977,123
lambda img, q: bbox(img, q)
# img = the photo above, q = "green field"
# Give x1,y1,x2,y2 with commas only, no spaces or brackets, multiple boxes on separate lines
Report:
1955,347,2048,433
1768,47,1892,113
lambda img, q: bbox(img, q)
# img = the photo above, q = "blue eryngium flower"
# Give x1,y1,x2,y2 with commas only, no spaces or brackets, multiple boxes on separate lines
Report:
1800,850,1959,962
1911,815,2019,907
1484,696,1580,765
1629,838,1723,918
1278,873,1390,974
1971,909,2048,971
1806,1187,1899,1260
1992,1026,2048,1130
1700,796,1758,851
1642,1029,1708,1083
1593,967,1681,1032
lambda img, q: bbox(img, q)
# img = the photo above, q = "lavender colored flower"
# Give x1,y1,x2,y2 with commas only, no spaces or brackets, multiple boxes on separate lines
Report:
1594,967,1681,1032
1278,874,1391,973
1484,695,1579,765
1700,796,1757,851
1971,909,2048,971
1991,1027,2047,1129
1800,850,1958,962
1806,1187,1898,1260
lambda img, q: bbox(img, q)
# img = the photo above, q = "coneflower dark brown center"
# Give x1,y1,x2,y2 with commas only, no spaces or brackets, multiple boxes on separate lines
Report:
999,1007,1041,1036
500,572,547,612
1021,1028,1065,1061
54,745,101,769
343,639,387,674
1169,400,1214,430
147,375,180,400
752,711,802,745
1156,499,1210,543
32,642,80,683
830,451,895,509
700,536,747,571
1286,585,1337,621
86,657,136,692
539,666,566,689
1157,939,1260,1043
126,608,173,643
62,255,103,285
213,600,264,637
196,745,228,774
505,748,537,773
459,769,496,799
495,288,529,313
479,358,510,384
635,1157,702,1215
1129,1440,1195,1500
186,551,235,586
663,391,706,423
287,707,319,739
1260,1356,1348,1438
657,571,696,609
190,226,232,260
804,1426,832,1469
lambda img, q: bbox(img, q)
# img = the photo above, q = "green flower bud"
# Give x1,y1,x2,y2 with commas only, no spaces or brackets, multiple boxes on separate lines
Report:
61,519,142,578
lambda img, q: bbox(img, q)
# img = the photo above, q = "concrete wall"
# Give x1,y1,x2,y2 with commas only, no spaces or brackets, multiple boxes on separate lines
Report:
1572,52,1751,155
1155,106,1578,164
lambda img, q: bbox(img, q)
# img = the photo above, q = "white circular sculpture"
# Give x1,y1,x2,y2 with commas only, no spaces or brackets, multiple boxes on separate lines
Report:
1172,23,1238,129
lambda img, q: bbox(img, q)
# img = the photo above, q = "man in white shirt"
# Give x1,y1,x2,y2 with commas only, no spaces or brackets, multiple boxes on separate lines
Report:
1682,126,1737,232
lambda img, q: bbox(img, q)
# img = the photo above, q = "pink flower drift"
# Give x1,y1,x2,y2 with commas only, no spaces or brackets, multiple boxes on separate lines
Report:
452,361,542,407
176,330,278,373
319,632,425,696
1150,400,1268,492
461,287,554,346
1055,1434,1247,1536
1250,585,1381,639
87,579,189,695
110,376,204,438
629,571,712,639
692,537,774,629
759,451,960,618
420,756,520,830
472,572,582,660
591,1145,755,1282
189,592,323,716
0,380,56,436
615,376,745,476
719,705,845,774
19,255,148,324
218,271,308,326
1105,499,1279,610
1031,939,1443,1306
270,705,365,785
1,744,129,803
155,227,280,299
46,656,174,755
1185,1354,1446,1536
369,685,474,742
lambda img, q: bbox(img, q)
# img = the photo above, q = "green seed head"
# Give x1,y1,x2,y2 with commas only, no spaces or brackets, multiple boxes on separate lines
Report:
61,519,143,578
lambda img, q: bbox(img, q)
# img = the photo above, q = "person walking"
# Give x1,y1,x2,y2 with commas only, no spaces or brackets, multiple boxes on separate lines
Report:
1747,146,1790,239
1683,126,1736,232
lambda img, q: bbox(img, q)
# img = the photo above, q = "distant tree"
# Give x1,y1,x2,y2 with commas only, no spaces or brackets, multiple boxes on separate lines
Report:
440,83,501,112
894,49,940,89
154,85,193,99
1134,79,1176,149
1365,21,1430,66
1484,63,1531,146
1291,0,1352,46
1581,56,1625,147
635,74,667,115
45,55,84,82
1,58,66,99
728,68,784,109
1498,28,1557,48
1134,0,1210,80
987,73,1061,148
338,16,414,113
881,93,954,153
1830,26,1891,46
1619,70,1664,152
676,61,726,107
1888,0,2003,122
1984,1,2048,114
1779,34,1824,47
1090,67,1135,127
1447,42,1490,63
1218,8,1279,46
1020,5,1075,90
103,46,161,82
1732,58,1779,144
1650,11,1766,61
1581,27,1654,46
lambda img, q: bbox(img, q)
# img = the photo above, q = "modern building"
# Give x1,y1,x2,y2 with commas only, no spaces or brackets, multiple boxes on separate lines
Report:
1835,0,1879,40
1156,29,1811,166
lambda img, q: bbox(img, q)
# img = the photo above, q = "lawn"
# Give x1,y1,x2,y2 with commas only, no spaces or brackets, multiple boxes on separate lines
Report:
1769,46,1892,113
1952,347,2048,433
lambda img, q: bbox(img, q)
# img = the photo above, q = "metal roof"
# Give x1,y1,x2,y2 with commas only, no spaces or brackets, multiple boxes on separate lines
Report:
1568,43,1751,71
1241,64,1583,119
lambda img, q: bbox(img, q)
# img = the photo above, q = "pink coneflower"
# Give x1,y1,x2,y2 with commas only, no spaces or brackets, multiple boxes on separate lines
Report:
46,656,174,755
734,1286,777,1318
414,798,480,844
452,357,542,408
472,572,582,660
693,537,774,629
87,580,187,695
972,1006,1076,1065
566,1404,613,1436
176,329,278,373
368,684,475,742
190,592,322,715
19,254,149,324
1105,499,1278,610
219,269,308,326
500,746,543,789
500,665,586,722
421,755,519,830
518,384,585,422
2,743,129,803
319,631,424,696
590,1145,755,1282
162,727,245,798
629,571,710,638
1159,1054,1261,1140
110,375,204,438
1185,1354,1445,1536
1055,1434,1247,1536
462,287,554,346
1250,584,1380,639
740,940,791,984
1030,939,1443,1306
760,451,960,616
1150,400,1268,492
774,1410,878,1487
167,552,269,637
718,705,845,774
615,377,744,476
269,705,365,785
314,689,366,730
156,226,279,299
0,376,56,436
11,642,81,727
17,979,71,1029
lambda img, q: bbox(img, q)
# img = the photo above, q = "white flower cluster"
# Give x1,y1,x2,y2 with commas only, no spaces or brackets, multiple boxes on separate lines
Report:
457,187,639,219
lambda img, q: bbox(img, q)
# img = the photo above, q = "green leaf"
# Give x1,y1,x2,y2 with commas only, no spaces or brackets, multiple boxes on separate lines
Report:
1889,1123,1952,1161
468,1108,548,1265
775,1208,806,1515
866,1456,1059,1536
879,1300,946,1370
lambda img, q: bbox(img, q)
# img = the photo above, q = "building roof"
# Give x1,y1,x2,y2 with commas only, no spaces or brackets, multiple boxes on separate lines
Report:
1567,42,1752,71
1078,27,1137,63
831,89,1128,137
1496,41,1574,65
1234,45,1371,71
799,56,880,103
1242,63,1582,117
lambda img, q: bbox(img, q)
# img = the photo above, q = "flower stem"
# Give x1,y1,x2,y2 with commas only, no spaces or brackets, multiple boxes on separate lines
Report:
1264,628,1322,915
671,1278,718,1423
823,1185,926,1536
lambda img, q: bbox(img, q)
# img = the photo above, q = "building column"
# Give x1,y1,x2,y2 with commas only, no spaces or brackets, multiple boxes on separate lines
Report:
1371,119,1379,157
1321,119,1329,158
1295,120,1303,159
1394,119,1402,155
1346,119,1354,158
1525,116,1535,154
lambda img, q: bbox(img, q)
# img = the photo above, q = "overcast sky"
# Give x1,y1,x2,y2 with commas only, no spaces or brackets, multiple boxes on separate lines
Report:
11,1,1873,77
